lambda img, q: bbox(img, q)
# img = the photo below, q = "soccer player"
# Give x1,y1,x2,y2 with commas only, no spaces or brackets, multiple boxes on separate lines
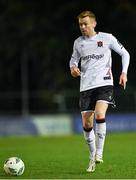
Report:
69,10,130,172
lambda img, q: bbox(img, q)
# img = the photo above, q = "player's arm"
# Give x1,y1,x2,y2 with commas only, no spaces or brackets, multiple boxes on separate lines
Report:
110,35,130,89
70,66,81,77
69,41,81,78
119,72,127,90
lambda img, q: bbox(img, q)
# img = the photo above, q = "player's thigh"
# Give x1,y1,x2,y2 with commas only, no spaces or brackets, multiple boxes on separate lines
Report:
95,102,108,119
81,111,95,128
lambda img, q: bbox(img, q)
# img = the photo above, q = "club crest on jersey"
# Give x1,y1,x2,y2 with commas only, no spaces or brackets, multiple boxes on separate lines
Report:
97,41,103,47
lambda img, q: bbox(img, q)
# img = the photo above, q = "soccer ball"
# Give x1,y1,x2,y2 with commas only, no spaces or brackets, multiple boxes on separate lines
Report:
3,157,25,176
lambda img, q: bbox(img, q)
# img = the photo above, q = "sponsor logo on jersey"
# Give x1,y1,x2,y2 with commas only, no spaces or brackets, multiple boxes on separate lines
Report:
106,68,111,76
103,76,111,80
104,68,111,80
81,54,104,61
97,41,103,47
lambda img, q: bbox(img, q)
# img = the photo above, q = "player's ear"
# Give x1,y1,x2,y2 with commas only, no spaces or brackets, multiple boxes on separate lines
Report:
93,21,97,28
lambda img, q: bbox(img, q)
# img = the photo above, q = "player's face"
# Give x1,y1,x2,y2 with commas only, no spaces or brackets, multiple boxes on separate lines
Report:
79,16,96,37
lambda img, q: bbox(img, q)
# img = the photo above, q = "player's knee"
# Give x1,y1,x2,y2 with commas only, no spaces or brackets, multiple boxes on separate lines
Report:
95,111,105,119
82,111,94,120
82,112,94,128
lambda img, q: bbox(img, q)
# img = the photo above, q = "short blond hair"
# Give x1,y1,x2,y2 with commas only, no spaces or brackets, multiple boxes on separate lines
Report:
77,10,96,21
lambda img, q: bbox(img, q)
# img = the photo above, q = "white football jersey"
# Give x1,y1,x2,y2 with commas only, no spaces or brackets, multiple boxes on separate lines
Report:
69,32,130,92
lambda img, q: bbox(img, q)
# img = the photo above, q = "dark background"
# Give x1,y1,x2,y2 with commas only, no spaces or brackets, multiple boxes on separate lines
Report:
0,0,135,115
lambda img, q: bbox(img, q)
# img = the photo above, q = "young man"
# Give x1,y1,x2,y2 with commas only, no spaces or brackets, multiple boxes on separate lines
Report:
69,10,130,172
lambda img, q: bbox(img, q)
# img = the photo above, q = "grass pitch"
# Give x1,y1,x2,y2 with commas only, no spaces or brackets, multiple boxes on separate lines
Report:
0,133,136,179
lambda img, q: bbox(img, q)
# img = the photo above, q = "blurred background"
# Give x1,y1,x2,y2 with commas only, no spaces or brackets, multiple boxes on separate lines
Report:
0,0,136,136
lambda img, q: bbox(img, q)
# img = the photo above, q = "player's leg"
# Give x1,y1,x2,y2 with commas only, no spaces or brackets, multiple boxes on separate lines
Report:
80,89,96,172
95,102,108,163
81,111,96,172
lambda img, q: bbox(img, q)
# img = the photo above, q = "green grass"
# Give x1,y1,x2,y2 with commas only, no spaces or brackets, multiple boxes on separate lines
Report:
0,133,136,179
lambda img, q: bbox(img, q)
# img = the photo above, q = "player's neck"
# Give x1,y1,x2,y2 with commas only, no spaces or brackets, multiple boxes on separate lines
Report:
88,31,97,38
86,31,97,38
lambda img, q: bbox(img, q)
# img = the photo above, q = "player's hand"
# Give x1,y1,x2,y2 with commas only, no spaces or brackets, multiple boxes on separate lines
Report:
70,66,81,77
119,72,127,90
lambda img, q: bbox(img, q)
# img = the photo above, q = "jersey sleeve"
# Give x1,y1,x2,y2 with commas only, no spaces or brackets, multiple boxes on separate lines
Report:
69,40,80,68
110,34,130,74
